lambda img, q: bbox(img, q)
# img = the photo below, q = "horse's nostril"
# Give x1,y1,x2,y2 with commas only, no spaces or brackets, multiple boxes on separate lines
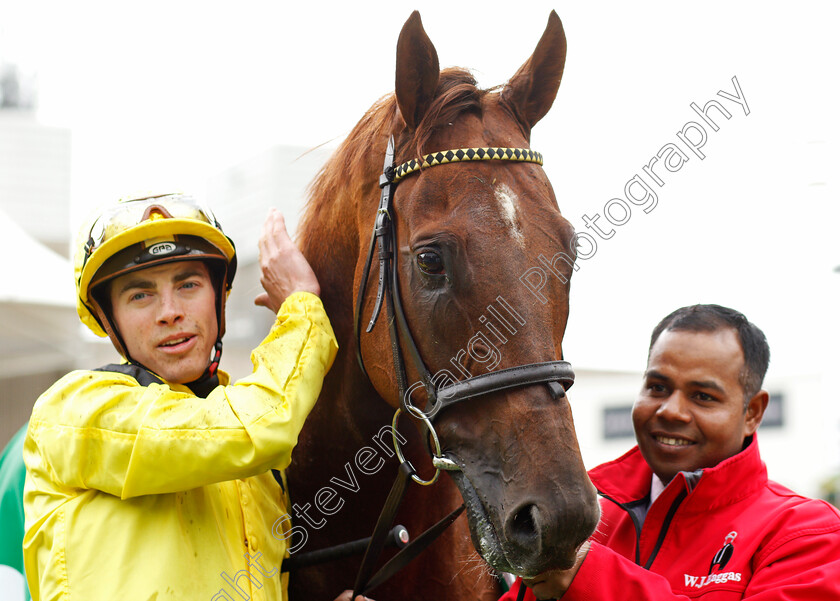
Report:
508,504,540,545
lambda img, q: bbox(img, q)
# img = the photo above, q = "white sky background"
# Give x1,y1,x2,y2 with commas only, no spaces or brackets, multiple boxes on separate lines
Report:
1,0,839,376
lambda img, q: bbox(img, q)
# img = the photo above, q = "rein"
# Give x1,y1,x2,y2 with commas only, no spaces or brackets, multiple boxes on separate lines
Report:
348,136,575,596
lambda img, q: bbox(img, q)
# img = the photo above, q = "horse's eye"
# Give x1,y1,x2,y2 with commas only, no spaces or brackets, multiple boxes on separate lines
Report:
416,251,445,275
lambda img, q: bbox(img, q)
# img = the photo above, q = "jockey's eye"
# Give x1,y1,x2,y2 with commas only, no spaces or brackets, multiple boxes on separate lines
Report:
416,250,445,275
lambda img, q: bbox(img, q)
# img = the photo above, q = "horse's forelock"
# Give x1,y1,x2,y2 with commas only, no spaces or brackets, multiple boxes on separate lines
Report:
405,67,484,159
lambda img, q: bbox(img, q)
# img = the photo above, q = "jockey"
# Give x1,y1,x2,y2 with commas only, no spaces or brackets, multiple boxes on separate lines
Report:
22,193,338,600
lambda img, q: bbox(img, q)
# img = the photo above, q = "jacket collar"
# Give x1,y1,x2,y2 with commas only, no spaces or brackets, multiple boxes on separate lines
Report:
168,369,230,395
590,434,768,513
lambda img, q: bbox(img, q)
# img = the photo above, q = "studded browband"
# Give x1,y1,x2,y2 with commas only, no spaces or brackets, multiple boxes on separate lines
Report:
392,147,544,183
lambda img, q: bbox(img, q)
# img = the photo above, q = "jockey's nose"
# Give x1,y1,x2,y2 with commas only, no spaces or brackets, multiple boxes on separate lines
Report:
156,290,184,326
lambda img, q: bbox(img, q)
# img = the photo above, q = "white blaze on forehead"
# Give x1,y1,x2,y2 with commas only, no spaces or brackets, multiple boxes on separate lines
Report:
494,183,524,246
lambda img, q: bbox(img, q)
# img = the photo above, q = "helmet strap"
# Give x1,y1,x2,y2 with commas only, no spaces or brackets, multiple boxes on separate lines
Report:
181,339,222,398
208,339,223,377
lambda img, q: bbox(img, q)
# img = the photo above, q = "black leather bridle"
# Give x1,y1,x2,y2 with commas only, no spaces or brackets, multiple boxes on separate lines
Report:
348,135,576,596
355,136,575,465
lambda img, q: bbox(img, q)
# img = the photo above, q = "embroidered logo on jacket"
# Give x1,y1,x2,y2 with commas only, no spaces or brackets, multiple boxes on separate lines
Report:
684,571,742,588
709,531,737,574
683,531,743,589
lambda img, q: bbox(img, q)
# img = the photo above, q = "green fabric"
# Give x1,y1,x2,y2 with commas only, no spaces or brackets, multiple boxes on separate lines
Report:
0,422,31,600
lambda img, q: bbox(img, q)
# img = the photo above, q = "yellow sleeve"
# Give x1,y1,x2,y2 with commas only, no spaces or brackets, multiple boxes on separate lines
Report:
25,292,338,499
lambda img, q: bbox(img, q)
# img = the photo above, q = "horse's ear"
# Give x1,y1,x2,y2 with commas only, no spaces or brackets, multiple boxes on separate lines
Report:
395,11,440,131
501,10,567,132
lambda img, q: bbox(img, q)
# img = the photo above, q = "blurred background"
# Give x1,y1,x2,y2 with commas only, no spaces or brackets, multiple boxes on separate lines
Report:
1,0,838,509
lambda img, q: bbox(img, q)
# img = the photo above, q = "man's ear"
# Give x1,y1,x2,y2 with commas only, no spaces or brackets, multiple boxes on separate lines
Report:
744,390,769,436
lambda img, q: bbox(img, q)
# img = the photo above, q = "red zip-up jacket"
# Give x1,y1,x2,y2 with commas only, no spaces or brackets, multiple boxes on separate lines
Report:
502,436,840,600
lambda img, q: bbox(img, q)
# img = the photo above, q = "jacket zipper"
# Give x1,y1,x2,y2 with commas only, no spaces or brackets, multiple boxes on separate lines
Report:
643,489,687,569
599,489,688,568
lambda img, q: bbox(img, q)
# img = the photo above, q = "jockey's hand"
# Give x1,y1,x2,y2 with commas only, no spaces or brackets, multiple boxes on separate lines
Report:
333,591,372,601
254,208,321,313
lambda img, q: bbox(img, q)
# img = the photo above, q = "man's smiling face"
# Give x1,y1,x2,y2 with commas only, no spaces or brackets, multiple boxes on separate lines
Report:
632,327,763,484
109,260,217,384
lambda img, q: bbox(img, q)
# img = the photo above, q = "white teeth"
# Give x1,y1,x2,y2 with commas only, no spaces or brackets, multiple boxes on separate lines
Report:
656,436,692,446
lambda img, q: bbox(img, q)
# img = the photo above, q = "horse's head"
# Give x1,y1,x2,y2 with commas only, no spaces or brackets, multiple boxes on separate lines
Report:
348,11,600,578
300,9,599,581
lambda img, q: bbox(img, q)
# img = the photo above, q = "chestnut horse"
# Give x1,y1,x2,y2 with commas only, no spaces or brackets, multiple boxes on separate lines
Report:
288,11,598,600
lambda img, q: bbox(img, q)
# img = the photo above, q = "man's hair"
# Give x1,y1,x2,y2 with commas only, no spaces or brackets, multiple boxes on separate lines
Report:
648,304,770,402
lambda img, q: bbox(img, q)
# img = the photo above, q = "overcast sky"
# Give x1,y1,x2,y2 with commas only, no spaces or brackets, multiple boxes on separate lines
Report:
2,0,838,375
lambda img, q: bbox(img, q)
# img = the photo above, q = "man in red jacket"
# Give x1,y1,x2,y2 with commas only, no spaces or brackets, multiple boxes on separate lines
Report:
504,304,840,600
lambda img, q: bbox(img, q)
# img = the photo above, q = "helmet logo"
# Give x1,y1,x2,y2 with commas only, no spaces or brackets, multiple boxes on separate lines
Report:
148,241,177,256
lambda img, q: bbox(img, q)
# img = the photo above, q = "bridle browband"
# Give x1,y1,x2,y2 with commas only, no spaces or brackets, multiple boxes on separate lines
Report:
392,146,544,182
349,135,575,597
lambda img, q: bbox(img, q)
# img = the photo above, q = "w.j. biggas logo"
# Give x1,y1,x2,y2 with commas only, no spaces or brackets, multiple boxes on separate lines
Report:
148,241,177,255
683,531,742,589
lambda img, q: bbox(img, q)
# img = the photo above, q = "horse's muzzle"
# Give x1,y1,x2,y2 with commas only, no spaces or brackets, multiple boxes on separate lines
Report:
449,459,600,577
501,487,601,575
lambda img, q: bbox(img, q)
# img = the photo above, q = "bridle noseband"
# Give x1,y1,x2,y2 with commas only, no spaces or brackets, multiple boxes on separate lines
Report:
354,135,575,481
349,135,576,597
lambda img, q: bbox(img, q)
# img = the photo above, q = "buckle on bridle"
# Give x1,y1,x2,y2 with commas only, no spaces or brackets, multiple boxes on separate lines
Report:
391,405,447,486
380,166,395,187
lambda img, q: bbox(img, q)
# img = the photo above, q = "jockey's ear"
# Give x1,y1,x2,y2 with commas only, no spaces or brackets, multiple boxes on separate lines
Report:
501,10,567,135
395,11,440,131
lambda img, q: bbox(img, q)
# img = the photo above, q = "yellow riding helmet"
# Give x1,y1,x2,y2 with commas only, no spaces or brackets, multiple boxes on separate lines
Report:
74,193,237,357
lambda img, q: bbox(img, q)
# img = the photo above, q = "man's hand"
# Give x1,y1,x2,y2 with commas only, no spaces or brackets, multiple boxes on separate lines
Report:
522,541,590,600
333,591,372,601
254,208,321,313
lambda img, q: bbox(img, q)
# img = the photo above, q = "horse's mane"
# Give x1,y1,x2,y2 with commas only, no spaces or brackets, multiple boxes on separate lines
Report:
298,68,487,257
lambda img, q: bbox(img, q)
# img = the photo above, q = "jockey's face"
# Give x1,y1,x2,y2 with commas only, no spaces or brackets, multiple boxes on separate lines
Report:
109,260,218,384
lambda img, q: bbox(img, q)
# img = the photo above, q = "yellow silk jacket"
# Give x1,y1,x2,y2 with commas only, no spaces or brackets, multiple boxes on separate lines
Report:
23,292,337,601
